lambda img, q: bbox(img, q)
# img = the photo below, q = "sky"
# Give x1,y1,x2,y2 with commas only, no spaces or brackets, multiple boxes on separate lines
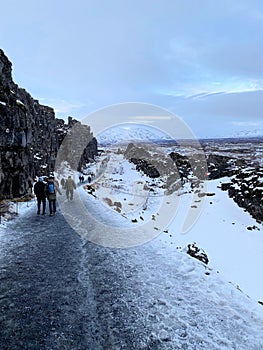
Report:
1,0,263,138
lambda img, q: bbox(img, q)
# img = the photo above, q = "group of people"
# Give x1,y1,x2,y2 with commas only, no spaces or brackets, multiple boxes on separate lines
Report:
33,175,76,216
79,175,85,183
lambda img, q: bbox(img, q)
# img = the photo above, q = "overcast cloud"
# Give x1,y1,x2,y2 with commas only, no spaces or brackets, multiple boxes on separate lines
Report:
0,0,263,138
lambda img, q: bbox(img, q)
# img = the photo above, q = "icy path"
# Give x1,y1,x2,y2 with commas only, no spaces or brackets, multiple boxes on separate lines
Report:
0,203,263,349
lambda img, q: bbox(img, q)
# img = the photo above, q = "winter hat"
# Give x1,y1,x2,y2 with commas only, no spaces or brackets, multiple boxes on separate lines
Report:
38,176,43,182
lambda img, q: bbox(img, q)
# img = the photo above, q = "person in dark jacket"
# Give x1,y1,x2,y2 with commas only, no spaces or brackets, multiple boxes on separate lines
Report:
33,176,47,215
60,177,65,189
46,176,62,216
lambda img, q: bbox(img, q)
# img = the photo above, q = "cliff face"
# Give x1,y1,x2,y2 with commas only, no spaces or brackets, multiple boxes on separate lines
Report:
0,49,97,199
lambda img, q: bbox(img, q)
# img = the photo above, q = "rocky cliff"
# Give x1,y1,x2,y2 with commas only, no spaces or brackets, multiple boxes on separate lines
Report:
0,49,97,199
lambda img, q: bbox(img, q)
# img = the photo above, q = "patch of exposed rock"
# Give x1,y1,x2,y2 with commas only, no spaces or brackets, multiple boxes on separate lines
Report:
186,243,209,265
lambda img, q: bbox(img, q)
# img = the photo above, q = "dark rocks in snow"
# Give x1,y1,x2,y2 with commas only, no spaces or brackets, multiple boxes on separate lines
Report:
124,143,160,178
170,151,208,183
169,152,191,179
197,192,206,198
206,154,237,179
196,192,215,198
247,225,260,231
221,183,232,191
186,243,209,265
0,49,97,200
223,167,263,223
204,151,263,224
130,158,160,178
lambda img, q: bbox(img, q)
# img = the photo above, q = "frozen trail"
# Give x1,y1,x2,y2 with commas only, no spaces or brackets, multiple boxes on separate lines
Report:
0,203,263,349
0,206,102,349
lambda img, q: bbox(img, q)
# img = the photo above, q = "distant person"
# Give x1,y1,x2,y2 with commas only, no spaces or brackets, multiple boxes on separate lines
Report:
46,176,62,216
33,177,47,215
88,175,91,184
81,175,84,183
60,177,65,189
65,175,76,201
28,178,33,195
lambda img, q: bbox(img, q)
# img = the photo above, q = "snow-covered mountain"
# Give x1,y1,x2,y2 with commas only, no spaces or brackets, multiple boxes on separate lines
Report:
233,129,263,138
219,128,263,139
96,123,174,146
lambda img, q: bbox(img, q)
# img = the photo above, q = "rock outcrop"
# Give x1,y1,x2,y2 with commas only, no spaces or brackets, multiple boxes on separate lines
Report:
222,167,263,223
0,49,97,199
206,154,263,223
186,243,209,265
124,143,161,178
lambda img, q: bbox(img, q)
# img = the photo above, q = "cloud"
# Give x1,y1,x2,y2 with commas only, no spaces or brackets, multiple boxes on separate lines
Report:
157,75,263,102
131,115,173,123
1,0,263,138
231,121,262,127
39,98,88,116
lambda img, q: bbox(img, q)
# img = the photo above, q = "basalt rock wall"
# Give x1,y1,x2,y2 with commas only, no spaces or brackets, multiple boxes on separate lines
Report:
0,49,97,199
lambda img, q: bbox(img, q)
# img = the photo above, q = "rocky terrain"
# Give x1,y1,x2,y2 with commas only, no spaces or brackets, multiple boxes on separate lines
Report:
220,167,263,224
0,49,97,200
122,139,263,224
202,139,263,224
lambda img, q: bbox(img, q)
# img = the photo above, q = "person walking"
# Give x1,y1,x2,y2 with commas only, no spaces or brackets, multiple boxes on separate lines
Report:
61,177,65,189
65,175,77,201
46,175,62,216
28,177,33,195
33,177,47,215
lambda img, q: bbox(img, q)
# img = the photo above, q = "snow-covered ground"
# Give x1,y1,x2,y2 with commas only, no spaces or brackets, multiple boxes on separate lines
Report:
73,149,263,304
1,146,263,348
166,177,263,302
3,149,261,303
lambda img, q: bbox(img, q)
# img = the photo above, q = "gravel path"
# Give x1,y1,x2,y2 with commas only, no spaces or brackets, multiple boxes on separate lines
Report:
0,208,96,349
0,205,152,350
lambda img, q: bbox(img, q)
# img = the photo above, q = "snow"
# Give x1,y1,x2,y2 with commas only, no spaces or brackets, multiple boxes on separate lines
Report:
165,177,263,302
0,198,35,231
67,148,263,303
34,155,42,160
85,152,165,224
16,99,25,106
0,101,6,106
1,147,263,347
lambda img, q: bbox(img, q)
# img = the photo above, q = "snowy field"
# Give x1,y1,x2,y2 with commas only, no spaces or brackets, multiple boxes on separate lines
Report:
71,148,263,304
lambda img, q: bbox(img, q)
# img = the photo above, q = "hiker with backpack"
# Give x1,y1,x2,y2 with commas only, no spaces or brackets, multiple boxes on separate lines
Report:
33,176,47,215
46,175,62,216
65,175,77,201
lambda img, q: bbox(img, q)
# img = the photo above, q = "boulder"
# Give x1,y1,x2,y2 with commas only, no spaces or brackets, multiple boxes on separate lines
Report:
186,243,209,265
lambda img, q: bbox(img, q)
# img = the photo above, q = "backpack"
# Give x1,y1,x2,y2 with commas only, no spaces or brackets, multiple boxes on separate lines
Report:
48,182,55,194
